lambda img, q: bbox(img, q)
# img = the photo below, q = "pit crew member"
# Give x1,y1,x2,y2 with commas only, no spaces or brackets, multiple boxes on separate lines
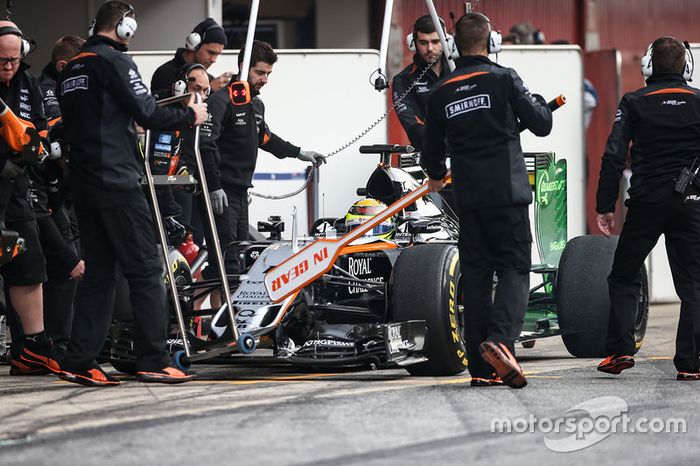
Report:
198,39,325,281
422,12,552,388
57,1,207,386
596,37,700,381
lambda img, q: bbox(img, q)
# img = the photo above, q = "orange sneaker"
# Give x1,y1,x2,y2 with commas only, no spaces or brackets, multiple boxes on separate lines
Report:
9,358,49,375
677,370,700,381
597,355,635,375
479,340,527,389
11,346,61,375
59,366,121,387
136,366,196,384
470,374,504,387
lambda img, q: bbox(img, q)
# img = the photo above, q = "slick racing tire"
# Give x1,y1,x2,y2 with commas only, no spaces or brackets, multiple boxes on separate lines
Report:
392,243,467,376
556,235,649,357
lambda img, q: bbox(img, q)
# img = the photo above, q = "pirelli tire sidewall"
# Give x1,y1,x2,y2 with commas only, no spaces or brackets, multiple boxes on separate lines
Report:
391,243,467,376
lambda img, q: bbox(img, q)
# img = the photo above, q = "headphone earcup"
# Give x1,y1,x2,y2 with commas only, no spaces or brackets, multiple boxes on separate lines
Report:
406,32,416,52
185,32,201,51
19,38,29,59
445,34,459,60
640,53,653,78
488,31,502,54
116,15,137,40
683,46,694,81
172,79,187,97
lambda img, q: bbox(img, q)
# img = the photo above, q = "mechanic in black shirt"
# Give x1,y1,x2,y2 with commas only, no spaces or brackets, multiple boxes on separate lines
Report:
199,40,325,282
57,1,207,386
150,18,230,96
32,35,85,362
38,37,82,254
596,37,700,381
150,19,228,243
422,13,552,388
392,14,451,151
0,20,62,377
147,63,211,245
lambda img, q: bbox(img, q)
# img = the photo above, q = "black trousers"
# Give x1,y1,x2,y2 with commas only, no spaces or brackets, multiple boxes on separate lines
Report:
199,189,249,280
44,207,80,359
63,188,170,372
43,261,78,359
458,205,531,378
607,198,700,372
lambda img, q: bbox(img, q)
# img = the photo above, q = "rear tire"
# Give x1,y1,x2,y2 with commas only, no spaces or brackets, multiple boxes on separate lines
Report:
392,244,467,376
556,235,649,357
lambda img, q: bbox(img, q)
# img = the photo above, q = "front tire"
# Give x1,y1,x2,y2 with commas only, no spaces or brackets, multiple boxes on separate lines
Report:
392,244,467,376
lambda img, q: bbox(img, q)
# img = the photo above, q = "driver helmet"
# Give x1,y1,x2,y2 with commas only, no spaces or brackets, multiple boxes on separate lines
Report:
344,198,395,239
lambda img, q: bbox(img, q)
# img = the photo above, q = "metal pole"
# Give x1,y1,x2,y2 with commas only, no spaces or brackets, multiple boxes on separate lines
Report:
239,0,260,81
424,0,455,71
377,0,393,82
142,127,191,358
190,95,240,343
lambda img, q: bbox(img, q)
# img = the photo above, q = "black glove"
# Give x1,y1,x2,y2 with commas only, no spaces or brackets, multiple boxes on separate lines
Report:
164,216,187,245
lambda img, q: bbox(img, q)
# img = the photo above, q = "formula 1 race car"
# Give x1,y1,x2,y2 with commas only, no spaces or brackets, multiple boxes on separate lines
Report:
104,143,649,376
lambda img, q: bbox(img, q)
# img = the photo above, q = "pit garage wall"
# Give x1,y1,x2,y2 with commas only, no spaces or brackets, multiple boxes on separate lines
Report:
497,46,586,243
134,45,583,252
131,49,388,239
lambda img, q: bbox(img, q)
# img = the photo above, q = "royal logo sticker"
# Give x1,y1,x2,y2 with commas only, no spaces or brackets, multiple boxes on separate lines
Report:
445,94,490,119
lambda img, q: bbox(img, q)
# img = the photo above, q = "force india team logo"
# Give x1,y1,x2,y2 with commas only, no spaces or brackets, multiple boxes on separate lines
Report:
445,94,490,119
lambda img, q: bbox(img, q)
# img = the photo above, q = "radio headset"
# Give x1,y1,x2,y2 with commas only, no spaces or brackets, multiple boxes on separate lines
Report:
88,4,138,40
641,37,694,81
454,11,502,56
406,15,459,60
172,63,208,97
185,22,225,51
0,25,32,59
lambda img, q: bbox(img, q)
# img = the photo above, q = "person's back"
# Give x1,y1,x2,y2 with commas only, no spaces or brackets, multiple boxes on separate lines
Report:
424,56,551,210
599,73,700,209
422,12,552,389
595,37,700,381
60,33,192,192
59,34,148,190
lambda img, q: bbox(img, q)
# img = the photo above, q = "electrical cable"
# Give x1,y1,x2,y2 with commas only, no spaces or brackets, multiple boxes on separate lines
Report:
249,52,442,200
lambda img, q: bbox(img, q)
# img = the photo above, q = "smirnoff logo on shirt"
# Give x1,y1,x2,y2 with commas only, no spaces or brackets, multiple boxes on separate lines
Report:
445,94,490,119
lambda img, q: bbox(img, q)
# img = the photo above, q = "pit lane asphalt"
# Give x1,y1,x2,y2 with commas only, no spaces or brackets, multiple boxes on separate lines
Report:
1,304,696,466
